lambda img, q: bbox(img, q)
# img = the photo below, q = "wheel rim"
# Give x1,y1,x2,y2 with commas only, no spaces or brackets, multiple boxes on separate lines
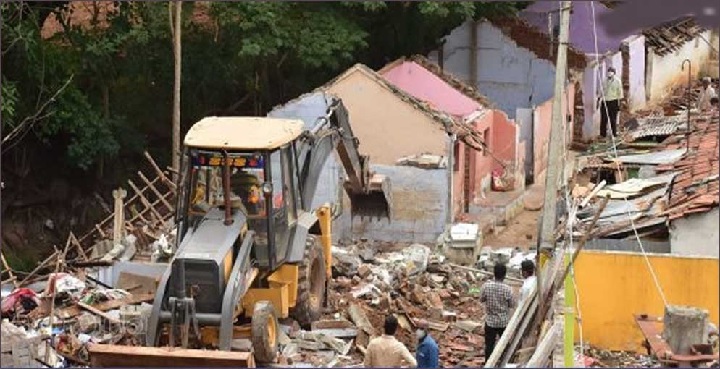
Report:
309,258,324,310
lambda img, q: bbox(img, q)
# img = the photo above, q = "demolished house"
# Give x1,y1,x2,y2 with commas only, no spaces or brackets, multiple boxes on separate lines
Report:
315,63,491,243
570,81,719,256
379,55,524,217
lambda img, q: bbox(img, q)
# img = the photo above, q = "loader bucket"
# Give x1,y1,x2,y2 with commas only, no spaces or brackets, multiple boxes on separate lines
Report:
348,173,392,220
88,344,255,367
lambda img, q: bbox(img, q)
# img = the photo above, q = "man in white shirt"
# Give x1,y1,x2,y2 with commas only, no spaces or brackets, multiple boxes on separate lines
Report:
698,77,717,111
598,67,624,139
519,260,536,302
364,315,417,368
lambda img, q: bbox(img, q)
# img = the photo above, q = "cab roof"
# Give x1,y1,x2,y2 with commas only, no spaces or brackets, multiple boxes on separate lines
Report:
184,116,305,150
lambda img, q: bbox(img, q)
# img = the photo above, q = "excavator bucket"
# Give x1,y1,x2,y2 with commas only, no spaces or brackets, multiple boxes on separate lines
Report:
348,173,392,220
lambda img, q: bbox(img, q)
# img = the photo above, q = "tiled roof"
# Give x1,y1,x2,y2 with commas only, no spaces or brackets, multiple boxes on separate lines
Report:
656,112,719,220
378,55,496,109
316,64,490,153
642,17,706,57
318,63,456,129
484,17,588,70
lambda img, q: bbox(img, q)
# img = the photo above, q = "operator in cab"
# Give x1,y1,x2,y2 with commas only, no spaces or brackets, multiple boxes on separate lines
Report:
232,169,263,215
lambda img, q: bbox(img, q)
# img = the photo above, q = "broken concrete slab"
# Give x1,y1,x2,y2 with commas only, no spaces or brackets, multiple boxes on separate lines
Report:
662,305,710,355
455,320,483,332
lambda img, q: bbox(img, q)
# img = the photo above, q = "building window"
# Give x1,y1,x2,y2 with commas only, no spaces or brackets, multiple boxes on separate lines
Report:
453,142,460,171
483,128,490,156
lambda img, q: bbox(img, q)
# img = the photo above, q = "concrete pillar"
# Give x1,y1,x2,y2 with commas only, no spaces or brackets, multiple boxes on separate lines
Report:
662,305,709,355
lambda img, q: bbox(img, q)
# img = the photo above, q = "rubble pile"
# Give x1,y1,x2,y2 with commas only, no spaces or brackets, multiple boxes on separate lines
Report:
308,241,494,367
582,346,660,368
1,271,154,368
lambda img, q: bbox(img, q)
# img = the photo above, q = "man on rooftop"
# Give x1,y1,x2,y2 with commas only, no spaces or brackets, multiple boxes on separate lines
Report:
698,77,717,111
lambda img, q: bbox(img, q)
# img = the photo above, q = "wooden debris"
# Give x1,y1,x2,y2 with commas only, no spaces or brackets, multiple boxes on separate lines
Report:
88,344,255,367
77,302,122,325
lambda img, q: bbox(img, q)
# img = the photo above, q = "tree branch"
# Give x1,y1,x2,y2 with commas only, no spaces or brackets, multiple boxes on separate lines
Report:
2,74,75,151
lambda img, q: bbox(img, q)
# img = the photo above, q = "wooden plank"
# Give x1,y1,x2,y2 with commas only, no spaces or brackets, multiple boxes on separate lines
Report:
500,296,539,367
56,293,155,320
78,175,164,245
526,321,561,368
138,171,174,212
116,272,158,295
127,179,164,222
144,151,176,190
126,190,175,224
18,251,58,287
87,344,254,367
78,302,122,325
1,252,19,288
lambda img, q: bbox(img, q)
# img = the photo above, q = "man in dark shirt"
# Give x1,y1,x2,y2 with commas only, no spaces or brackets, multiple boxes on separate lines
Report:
480,263,515,360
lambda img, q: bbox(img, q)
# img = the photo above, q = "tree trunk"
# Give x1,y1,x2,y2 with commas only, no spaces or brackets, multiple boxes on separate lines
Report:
171,1,182,182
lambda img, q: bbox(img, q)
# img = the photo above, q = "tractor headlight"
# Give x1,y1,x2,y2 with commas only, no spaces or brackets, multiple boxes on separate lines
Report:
261,182,273,196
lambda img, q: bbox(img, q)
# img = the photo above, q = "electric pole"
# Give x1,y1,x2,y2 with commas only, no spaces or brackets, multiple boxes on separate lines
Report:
170,1,182,182
535,0,571,342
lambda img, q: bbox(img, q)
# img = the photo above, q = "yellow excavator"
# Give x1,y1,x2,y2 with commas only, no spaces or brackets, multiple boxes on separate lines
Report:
88,98,391,367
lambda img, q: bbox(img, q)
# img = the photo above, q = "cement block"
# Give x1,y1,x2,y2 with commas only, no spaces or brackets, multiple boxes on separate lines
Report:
662,305,709,355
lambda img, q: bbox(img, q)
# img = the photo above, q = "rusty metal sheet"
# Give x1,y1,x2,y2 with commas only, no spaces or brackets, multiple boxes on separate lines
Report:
634,314,720,365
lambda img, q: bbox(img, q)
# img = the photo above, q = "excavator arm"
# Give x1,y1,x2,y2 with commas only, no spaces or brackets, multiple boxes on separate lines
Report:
297,98,392,220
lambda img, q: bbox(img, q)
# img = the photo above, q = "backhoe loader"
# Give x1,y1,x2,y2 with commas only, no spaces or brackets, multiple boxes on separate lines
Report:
88,98,391,367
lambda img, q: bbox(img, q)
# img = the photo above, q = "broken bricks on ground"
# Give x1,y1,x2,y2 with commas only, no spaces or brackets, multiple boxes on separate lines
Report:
1,229,679,368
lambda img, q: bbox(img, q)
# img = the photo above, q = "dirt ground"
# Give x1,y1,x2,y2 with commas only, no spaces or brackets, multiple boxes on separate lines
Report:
482,208,541,250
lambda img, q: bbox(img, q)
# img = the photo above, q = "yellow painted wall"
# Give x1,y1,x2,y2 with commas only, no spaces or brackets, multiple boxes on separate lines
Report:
574,251,719,352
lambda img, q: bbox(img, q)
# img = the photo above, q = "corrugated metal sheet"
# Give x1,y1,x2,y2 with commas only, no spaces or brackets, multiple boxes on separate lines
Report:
614,148,687,165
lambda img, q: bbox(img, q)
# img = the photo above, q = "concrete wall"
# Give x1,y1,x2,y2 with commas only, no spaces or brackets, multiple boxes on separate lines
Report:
574,251,719,351
267,92,343,212
646,30,714,104
669,207,720,258
624,35,648,112
583,238,670,254
336,164,449,243
380,60,504,215
324,68,447,165
428,21,557,119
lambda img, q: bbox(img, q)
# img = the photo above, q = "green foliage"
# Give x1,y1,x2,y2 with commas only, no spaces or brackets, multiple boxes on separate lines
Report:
2,1,526,177
1,80,18,124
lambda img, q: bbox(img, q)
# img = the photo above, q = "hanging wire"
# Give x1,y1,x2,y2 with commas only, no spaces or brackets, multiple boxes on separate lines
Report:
589,1,669,307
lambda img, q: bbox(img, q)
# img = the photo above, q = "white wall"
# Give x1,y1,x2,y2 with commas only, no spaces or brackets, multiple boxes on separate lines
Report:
646,30,714,104
624,35,647,112
669,207,720,258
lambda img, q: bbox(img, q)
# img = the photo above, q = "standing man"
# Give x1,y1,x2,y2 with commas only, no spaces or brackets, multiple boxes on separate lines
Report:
415,321,439,368
519,260,537,302
364,315,417,368
598,66,624,139
480,263,515,360
698,77,717,111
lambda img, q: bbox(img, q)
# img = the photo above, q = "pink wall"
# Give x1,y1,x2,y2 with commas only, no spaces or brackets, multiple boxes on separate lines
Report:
382,60,522,217
381,61,480,117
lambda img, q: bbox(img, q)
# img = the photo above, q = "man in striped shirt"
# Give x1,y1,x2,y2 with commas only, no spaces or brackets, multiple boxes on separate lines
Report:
480,263,515,360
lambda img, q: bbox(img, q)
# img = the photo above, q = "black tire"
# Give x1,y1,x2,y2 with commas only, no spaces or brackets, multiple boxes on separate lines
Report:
251,301,279,364
291,234,327,328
